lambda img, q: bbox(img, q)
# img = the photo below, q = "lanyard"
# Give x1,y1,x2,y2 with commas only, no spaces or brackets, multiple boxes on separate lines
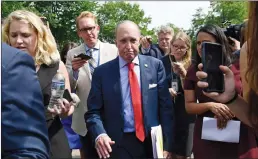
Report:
169,55,179,92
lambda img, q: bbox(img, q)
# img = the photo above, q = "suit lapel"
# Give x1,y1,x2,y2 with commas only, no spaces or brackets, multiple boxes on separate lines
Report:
111,57,123,117
82,62,91,81
77,44,87,55
99,41,104,64
139,55,150,112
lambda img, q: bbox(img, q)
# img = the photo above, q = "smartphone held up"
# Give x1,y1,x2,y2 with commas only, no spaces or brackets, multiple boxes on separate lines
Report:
201,42,224,93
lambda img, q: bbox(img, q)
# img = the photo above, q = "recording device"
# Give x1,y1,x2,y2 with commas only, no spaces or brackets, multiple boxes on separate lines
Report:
201,42,224,93
40,17,49,27
170,54,176,62
146,37,152,44
140,36,152,44
63,89,73,102
170,55,181,67
74,53,92,60
223,24,242,41
223,22,248,47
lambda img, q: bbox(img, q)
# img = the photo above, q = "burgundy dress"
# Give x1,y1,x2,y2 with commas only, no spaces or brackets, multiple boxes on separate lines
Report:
184,63,258,159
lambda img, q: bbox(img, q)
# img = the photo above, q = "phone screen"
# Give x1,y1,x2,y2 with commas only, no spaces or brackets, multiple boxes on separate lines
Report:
202,42,224,93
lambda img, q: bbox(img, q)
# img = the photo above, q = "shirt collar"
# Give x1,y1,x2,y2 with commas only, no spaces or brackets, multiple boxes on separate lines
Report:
119,55,139,69
84,40,100,52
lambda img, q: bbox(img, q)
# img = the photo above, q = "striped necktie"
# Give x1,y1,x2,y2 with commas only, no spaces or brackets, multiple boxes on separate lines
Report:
88,49,97,75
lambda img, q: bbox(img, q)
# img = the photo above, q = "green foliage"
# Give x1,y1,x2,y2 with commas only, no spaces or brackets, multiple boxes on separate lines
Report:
2,1,27,18
24,1,99,48
96,1,153,43
2,1,247,53
189,1,248,54
191,1,248,33
2,1,154,49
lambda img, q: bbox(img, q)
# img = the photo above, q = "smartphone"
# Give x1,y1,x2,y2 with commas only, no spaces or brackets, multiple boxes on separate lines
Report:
74,53,92,60
170,54,176,62
63,89,73,102
201,42,224,93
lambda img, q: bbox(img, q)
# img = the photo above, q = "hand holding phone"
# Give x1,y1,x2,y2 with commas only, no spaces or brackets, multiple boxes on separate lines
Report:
63,89,73,102
63,89,81,108
173,61,186,78
74,53,92,60
72,54,90,71
201,42,224,93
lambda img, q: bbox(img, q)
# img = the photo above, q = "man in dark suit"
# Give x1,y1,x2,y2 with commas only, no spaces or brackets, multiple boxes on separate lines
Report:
85,21,174,158
2,43,50,158
140,25,174,60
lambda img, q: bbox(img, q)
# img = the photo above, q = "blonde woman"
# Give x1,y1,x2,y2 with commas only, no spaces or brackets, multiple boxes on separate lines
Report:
161,31,195,159
2,10,74,158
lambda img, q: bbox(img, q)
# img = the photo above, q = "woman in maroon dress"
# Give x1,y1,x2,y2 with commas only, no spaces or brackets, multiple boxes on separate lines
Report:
184,24,258,159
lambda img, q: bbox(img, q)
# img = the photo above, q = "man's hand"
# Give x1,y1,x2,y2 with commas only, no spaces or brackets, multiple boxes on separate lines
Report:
47,98,74,118
95,135,115,159
173,62,187,78
72,57,87,71
228,37,240,52
163,151,172,159
169,88,177,97
140,35,152,49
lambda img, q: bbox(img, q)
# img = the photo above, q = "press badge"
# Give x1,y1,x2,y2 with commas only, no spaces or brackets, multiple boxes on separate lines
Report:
171,78,179,92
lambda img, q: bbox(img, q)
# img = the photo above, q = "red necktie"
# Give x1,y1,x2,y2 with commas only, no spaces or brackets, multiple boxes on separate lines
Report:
128,62,145,142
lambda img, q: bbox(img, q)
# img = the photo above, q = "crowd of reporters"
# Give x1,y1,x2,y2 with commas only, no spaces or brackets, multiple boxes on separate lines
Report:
2,1,258,159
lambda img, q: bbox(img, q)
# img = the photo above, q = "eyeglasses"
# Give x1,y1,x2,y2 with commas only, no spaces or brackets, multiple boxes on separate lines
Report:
79,26,96,33
172,45,187,51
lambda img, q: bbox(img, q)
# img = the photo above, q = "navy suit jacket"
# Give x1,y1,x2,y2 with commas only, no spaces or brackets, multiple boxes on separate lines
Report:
85,54,174,151
2,43,50,158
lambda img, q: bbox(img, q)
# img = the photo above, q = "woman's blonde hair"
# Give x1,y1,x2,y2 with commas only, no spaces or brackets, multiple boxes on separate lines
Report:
171,31,192,69
2,10,60,66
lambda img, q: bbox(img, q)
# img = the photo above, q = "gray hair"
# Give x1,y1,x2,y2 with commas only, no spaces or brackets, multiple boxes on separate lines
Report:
157,25,174,36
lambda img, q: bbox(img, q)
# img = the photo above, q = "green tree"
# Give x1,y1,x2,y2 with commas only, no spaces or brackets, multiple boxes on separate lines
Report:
96,1,153,43
26,1,99,48
211,1,248,26
2,1,27,18
189,1,248,54
2,1,154,48
191,1,248,35
2,1,98,48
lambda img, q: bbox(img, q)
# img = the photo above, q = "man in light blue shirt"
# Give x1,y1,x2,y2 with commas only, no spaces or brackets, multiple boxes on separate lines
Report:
65,11,118,158
85,20,174,159
119,56,141,132
72,42,100,80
